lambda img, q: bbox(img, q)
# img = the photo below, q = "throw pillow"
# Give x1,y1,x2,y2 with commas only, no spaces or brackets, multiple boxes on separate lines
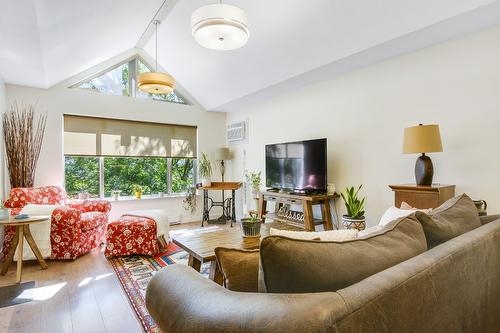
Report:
260,214,427,293
214,247,260,292
269,228,358,241
379,205,432,226
414,194,481,248
20,204,67,216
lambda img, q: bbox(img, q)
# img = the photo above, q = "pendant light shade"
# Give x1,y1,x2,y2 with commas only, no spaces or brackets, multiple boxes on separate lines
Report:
137,72,175,94
191,4,249,51
138,20,176,94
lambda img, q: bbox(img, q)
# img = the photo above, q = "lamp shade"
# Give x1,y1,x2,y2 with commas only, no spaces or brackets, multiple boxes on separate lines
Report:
137,72,175,94
191,4,249,51
403,124,443,154
215,147,231,161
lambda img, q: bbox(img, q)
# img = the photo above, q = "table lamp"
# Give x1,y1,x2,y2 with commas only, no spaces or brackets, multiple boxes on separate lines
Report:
403,124,443,186
215,147,231,182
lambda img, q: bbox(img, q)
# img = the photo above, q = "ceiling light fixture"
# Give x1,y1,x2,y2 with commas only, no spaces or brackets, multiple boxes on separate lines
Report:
138,20,175,94
191,1,249,51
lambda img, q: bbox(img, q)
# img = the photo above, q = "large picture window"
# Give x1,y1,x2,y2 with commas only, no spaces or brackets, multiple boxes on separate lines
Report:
63,115,197,199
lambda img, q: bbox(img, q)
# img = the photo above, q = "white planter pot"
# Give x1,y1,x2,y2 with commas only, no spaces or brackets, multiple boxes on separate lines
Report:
341,215,366,231
202,178,211,187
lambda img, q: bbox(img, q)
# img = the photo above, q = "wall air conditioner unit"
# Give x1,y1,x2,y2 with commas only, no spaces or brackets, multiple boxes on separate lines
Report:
227,121,246,142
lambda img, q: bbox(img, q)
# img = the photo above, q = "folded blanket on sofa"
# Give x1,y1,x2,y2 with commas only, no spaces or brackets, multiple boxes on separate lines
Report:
124,209,170,248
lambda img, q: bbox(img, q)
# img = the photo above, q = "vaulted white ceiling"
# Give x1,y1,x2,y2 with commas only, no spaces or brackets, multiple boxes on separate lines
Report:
1,0,500,111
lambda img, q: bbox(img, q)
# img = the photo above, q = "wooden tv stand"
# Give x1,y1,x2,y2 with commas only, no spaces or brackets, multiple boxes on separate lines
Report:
257,191,339,231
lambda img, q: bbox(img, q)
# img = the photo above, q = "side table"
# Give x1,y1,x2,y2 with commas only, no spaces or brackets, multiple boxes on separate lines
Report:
388,184,455,209
199,182,242,227
0,216,51,284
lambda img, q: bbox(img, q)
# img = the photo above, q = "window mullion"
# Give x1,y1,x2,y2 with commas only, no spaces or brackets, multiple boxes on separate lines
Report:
99,157,105,198
167,158,172,195
129,59,137,98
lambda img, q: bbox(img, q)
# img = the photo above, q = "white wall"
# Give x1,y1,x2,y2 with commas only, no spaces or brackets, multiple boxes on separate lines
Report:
228,24,500,227
0,76,5,201
0,75,5,245
5,82,227,222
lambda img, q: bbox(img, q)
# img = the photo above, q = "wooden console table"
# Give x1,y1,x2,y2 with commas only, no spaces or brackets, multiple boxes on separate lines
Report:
389,184,455,209
199,182,242,227
258,191,339,231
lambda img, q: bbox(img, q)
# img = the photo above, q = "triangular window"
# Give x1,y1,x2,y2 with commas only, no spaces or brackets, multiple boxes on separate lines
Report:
72,57,187,105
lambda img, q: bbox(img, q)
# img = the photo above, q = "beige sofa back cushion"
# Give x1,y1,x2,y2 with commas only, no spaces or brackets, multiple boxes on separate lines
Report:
415,194,481,248
260,214,427,293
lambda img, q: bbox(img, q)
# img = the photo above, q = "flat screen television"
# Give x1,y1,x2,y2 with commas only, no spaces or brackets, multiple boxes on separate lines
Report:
265,138,327,192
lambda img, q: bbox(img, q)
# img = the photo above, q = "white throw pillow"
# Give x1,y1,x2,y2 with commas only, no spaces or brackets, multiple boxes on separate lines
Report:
378,205,432,226
269,228,358,241
20,204,66,216
379,207,414,226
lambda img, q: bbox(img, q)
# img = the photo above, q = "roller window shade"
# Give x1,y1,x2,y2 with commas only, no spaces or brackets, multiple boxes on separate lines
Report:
64,115,197,158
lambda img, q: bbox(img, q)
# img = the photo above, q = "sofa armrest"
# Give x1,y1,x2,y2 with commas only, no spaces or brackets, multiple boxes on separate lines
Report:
146,265,347,333
480,214,500,225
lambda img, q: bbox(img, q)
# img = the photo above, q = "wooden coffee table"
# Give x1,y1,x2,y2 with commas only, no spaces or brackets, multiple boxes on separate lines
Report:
172,222,301,285
0,215,51,284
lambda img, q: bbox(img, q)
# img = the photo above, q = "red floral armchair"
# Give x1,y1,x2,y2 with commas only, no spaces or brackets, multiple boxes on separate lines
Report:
1,186,112,260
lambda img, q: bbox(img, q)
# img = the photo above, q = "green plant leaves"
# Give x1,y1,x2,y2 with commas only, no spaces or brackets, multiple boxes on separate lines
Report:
340,185,365,218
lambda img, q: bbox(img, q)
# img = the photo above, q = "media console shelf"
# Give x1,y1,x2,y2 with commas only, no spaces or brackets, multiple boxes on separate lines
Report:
257,191,339,231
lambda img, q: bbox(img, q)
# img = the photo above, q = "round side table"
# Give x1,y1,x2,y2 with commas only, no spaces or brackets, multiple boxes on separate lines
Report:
0,215,51,284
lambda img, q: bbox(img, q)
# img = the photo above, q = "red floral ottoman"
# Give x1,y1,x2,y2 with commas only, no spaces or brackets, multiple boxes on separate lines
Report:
105,215,160,257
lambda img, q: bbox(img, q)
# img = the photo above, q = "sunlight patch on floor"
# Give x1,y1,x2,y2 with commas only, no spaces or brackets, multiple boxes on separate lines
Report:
16,282,66,301
170,226,222,237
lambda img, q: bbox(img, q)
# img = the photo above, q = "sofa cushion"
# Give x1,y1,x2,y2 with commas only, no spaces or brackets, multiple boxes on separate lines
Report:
415,194,481,248
215,248,260,292
260,214,427,293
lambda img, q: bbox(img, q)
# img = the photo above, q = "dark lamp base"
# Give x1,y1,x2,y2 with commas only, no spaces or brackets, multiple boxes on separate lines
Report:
415,154,434,186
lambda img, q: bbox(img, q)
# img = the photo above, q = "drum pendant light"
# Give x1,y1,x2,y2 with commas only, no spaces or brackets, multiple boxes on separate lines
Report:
138,20,175,94
191,1,249,51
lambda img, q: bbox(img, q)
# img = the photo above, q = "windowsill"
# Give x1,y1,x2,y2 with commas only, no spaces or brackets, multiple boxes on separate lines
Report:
103,193,191,203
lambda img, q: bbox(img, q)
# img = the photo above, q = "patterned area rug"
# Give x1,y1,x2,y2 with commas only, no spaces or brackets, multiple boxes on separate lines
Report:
108,243,210,333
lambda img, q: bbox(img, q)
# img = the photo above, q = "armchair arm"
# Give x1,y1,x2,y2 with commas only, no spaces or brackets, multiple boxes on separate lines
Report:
50,207,82,240
146,265,346,333
80,200,112,214
66,200,112,214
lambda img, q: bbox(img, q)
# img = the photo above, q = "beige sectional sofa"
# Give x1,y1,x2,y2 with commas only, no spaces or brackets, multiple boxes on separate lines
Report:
146,199,500,333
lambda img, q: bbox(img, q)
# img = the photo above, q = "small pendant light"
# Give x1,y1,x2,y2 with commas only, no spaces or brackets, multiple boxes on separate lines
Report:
138,20,176,94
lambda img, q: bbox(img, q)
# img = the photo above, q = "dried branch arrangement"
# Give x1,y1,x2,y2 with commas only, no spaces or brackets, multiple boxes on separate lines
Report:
2,102,47,188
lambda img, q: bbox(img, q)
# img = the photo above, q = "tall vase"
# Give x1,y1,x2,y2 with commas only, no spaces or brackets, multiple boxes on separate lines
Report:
2,103,47,188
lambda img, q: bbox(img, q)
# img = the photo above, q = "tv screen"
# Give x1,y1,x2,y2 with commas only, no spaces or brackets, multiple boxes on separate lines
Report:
265,138,327,192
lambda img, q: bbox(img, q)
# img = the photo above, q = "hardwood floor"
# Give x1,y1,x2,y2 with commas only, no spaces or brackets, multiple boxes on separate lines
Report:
0,222,209,333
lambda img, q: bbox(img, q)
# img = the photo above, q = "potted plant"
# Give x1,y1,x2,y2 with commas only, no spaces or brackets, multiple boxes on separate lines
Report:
340,185,366,231
245,170,262,210
199,153,213,187
133,185,143,199
183,187,197,214
111,190,121,200
240,211,262,238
